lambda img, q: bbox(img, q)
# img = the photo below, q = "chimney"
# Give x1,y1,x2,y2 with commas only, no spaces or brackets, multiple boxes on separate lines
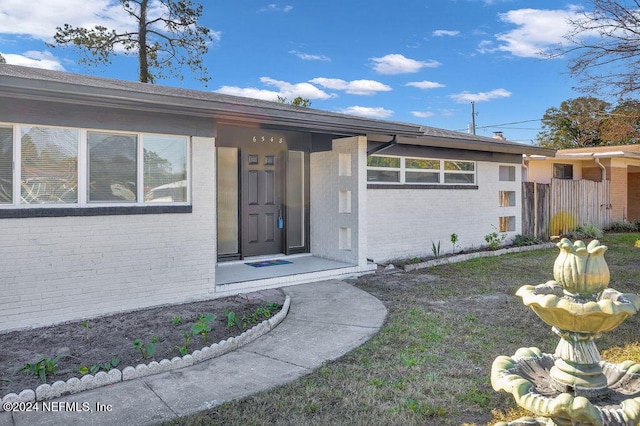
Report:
493,131,506,140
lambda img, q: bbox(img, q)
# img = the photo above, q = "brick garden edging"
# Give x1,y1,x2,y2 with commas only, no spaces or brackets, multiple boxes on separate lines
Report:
402,243,556,272
0,295,291,410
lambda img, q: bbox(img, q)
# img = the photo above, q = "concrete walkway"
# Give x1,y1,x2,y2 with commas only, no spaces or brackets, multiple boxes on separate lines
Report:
0,280,386,426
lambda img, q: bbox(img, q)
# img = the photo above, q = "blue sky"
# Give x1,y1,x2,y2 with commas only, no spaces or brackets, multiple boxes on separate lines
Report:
0,1,596,144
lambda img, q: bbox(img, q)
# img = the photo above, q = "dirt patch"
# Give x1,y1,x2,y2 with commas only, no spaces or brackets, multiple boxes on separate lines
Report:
0,289,285,397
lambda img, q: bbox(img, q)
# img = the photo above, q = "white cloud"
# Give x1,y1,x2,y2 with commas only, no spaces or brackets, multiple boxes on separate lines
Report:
259,4,293,13
215,86,281,101
450,88,511,103
260,77,333,99
0,0,129,40
432,30,460,37
338,106,394,119
216,77,333,101
2,50,64,70
411,111,435,118
370,54,441,75
493,6,583,58
406,80,445,90
0,0,221,43
310,78,391,95
289,51,331,62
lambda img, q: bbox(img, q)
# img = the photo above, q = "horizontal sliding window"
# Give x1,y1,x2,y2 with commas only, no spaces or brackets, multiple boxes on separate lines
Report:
367,155,475,186
367,155,400,183
0,123,190,209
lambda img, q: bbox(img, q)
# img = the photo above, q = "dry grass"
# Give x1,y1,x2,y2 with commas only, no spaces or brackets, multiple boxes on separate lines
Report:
166,234,640,426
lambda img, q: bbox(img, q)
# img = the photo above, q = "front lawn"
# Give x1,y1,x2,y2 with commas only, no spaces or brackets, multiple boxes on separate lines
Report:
167,234,640,426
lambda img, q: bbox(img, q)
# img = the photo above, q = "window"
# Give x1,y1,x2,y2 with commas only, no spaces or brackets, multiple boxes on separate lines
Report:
367,156,400,183
405,158,439,183
21,126,79,204
499,216,516,232
553,163,573,179
0,124,190,209
88,132,137,202
143,135,188,203
0,126,13,204
499,165,516,181
499,191,516,207
367,155,475,185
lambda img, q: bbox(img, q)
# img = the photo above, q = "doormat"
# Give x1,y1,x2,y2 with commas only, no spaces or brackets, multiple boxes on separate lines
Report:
245,259,292,268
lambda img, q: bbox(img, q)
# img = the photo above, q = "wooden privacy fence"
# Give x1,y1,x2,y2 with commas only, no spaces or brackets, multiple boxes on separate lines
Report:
522,179,611,238
522,182,550,239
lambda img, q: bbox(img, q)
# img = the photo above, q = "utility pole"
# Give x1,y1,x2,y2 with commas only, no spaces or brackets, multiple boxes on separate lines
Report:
471,101,476,135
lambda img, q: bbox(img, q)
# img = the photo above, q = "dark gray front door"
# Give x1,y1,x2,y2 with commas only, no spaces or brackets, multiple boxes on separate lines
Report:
241,147,283,257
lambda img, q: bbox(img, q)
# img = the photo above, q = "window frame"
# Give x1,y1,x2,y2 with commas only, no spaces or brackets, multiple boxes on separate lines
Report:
553,163,574,180
0,122,191,210
499,165,516,182
367,155,476,186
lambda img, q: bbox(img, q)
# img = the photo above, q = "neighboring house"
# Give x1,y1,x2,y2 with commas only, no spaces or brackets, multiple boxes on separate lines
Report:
0,64,551,332
525,145,640,223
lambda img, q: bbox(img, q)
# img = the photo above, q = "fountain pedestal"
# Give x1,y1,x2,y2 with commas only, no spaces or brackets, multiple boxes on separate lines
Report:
550,328,607,395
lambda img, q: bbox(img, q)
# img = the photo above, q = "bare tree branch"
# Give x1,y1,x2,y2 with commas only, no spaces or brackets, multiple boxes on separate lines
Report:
552,0,640,97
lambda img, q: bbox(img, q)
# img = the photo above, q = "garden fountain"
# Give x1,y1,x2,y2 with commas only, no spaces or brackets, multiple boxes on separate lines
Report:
491,238,640,426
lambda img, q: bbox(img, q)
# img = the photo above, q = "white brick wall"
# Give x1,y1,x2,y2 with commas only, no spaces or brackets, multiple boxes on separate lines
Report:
367,161,522,263
310,136,367,266
0,137,217,332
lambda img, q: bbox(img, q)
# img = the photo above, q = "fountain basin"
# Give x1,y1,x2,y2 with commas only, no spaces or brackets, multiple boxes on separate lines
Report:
491,347,640,426
517,283,640,334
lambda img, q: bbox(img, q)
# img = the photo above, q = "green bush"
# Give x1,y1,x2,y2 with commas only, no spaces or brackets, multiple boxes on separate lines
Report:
606,221,639,233
569,224,603,240
513,234,541,246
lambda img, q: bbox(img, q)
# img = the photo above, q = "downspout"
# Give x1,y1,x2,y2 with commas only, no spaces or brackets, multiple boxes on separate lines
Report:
594,156,606,182
522,156,529,182
367,135,397,156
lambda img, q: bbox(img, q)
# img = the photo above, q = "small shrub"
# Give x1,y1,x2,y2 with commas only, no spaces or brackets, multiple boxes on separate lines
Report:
21,355,63,384
191,314,216,342
431,241,441,258
450,233,459,253
224,309,243,330
484,226,506,250
569,224,603,240
133,339,156,359
606,221,638,233
78,356,120,375
513,234,541,246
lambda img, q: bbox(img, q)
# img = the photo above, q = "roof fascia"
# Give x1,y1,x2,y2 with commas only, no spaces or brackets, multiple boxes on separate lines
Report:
0,75,425,137
391,134,555,156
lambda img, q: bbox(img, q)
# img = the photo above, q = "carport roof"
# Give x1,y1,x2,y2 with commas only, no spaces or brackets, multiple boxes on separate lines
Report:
0,64,552,156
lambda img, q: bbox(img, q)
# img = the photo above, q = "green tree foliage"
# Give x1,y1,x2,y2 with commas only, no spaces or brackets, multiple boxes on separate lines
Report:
556,0,640,97
536,97,610,149
50,0,213,84
275,95,312,108
601,99,640,144
536,96,640,149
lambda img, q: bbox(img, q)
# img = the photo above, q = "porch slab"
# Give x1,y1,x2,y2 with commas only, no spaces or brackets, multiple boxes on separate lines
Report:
215,254,373,287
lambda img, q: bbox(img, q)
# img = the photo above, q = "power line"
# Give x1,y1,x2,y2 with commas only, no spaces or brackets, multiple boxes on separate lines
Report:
456,119,542,132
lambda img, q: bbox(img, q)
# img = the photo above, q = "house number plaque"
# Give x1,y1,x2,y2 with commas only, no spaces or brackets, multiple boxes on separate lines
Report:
252,135,284,144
